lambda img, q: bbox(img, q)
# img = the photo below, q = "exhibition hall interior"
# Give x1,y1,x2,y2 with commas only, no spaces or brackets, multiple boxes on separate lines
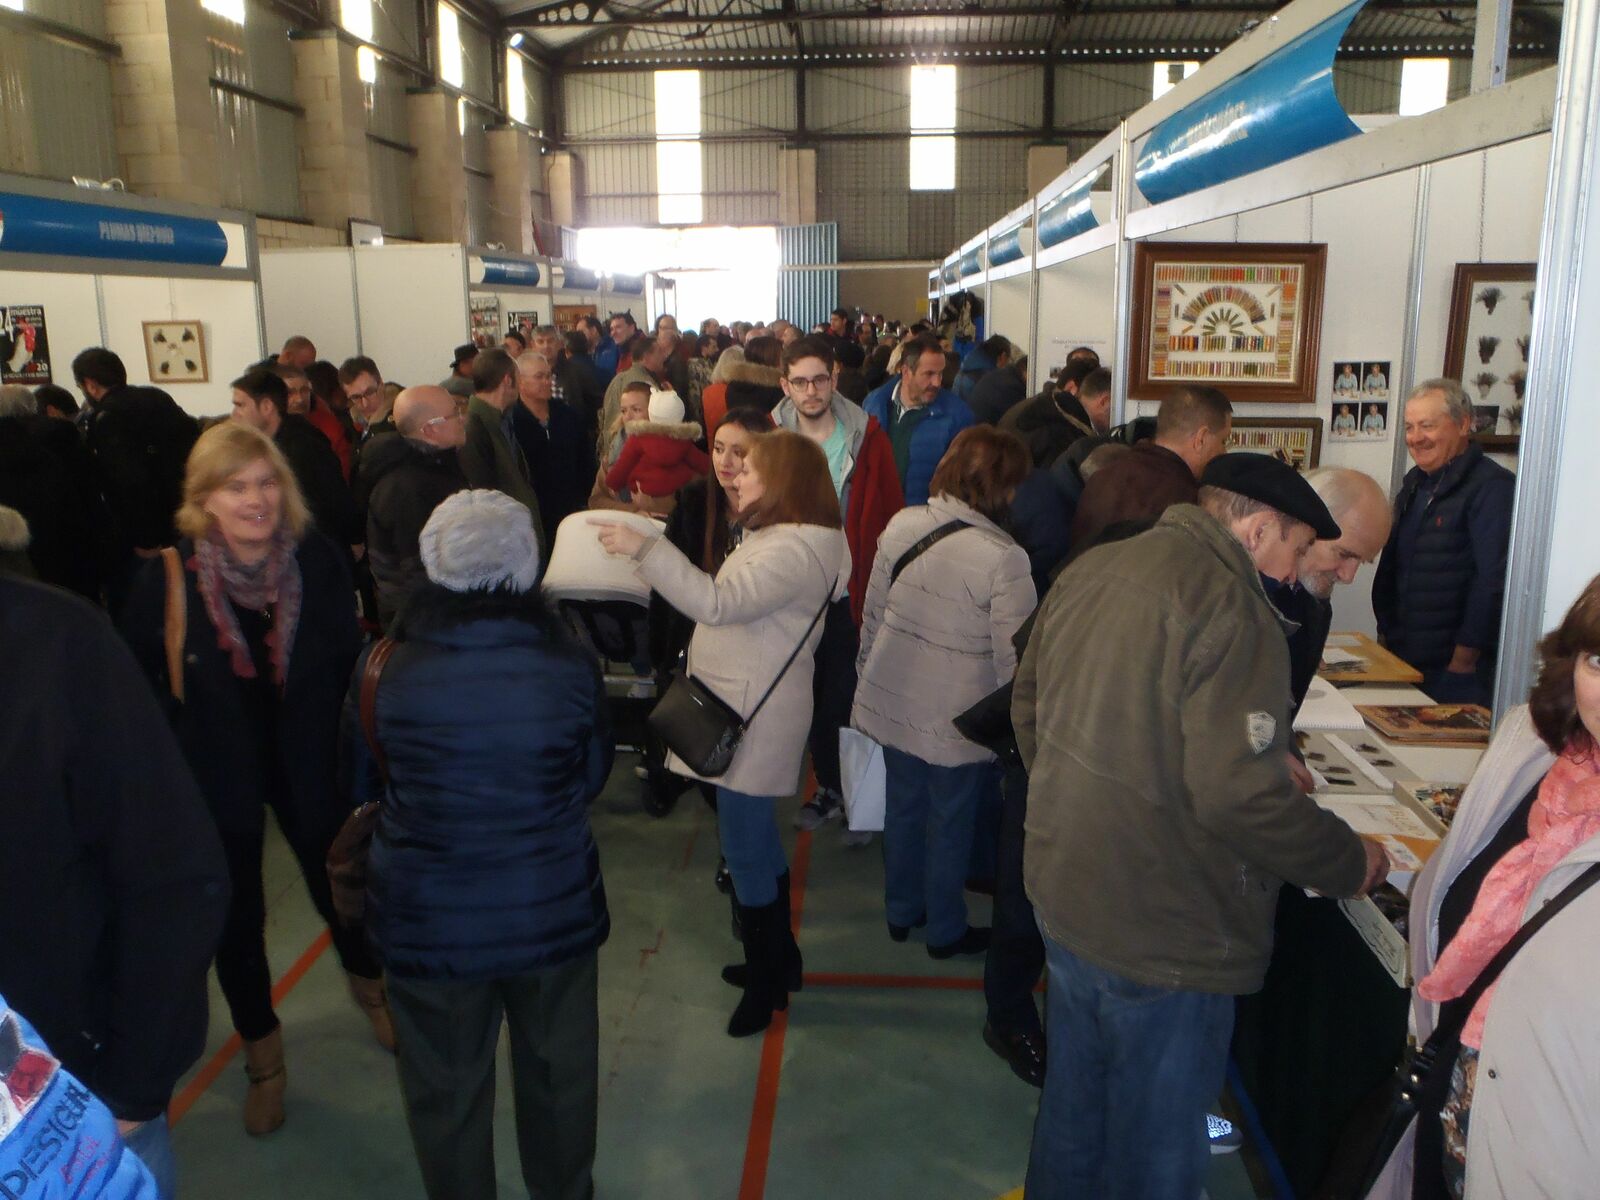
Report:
4,0,1600,1197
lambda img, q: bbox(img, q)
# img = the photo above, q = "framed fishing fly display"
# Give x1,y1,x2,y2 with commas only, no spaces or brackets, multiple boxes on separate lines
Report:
1129,241,1327,404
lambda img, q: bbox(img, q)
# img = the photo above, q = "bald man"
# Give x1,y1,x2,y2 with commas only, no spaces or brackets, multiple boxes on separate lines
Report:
362,385,467,629
277,336,317,370
1271,467,1394,711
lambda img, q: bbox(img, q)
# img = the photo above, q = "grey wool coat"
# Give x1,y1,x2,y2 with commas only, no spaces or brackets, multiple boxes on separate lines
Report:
633,522,850,796
852,495,1036,766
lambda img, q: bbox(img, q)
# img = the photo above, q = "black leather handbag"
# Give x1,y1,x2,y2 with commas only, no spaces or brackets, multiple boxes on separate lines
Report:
649,576,836,778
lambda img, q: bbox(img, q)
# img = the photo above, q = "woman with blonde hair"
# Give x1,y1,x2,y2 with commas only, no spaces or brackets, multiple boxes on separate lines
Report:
594,430,848,1037
120,422,387,1137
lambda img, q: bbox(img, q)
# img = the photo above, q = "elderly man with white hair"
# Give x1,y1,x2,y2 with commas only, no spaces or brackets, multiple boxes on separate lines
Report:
510,350,596,548
1372,378,1515,706
1267,466,1395,712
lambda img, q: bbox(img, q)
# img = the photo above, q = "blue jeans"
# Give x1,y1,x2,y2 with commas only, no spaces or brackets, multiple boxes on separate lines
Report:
882,747,995,946
716,787,787,906
124,1115,177,1198
1026,934,1233,1200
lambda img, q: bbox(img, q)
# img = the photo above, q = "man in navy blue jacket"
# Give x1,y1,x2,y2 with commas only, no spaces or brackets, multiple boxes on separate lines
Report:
1372,378,1515,706
863,334,976,504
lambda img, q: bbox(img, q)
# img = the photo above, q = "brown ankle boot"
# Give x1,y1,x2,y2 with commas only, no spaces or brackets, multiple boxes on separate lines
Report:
347,972,396,1053
241,1028,286,1136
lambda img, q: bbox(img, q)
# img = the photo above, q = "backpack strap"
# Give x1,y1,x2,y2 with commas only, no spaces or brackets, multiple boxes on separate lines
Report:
160,546,186,703
360,638,400,783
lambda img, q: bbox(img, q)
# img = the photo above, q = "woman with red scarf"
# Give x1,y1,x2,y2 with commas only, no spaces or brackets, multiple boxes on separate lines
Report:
120,422,387,1138
1364,574,1600,1200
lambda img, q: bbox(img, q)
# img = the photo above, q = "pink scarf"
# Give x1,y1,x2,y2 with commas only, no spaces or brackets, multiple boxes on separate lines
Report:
1418,749,1600,1047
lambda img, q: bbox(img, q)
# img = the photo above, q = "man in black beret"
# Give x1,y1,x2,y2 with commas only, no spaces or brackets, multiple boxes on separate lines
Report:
1013,452,1387,1199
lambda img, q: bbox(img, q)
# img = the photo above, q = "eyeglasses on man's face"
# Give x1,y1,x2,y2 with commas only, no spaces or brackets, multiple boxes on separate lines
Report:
786,374,832,392
346,384,382,404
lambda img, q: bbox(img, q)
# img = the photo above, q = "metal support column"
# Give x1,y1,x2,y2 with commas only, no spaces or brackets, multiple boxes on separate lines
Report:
1390,163,1431,495
1493,0,1600,712
1108,120,1134,426
1471,0,1513,93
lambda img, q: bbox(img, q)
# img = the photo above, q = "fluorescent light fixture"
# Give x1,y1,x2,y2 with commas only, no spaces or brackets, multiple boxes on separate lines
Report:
508,31,525,48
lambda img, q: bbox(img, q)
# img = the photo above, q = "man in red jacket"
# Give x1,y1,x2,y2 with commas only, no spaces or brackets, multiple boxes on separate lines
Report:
773,335,904,833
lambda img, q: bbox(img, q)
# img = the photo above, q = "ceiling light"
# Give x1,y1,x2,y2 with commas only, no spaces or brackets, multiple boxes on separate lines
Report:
508,31,525,47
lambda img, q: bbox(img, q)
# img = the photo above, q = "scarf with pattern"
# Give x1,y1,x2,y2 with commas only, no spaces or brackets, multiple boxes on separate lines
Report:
192,527,302,688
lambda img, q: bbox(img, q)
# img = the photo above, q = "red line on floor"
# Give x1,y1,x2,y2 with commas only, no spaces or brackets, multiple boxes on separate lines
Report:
167,928,334,1128
737,783,816,1200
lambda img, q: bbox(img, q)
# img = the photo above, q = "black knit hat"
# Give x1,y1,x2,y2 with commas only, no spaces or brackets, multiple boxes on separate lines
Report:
1200,452,1341,540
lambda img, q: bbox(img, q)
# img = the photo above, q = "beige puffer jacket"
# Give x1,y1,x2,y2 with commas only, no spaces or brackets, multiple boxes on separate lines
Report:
851,495,1035,766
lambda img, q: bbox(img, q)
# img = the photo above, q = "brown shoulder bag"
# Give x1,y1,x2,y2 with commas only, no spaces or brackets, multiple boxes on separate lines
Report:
326,637,399,926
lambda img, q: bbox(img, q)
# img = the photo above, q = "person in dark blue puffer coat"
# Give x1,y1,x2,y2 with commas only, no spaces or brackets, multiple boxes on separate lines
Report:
344,488,611,1200
1372,379,1515,707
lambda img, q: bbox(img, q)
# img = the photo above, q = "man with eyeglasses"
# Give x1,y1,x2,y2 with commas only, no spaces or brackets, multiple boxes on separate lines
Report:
773,334,904,836
510,351,594,548
362,385,467,630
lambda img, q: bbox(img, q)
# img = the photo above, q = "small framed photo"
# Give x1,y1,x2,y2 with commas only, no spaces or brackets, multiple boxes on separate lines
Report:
1226,416,1323,470
142,320,208,384
1443,262,1534,446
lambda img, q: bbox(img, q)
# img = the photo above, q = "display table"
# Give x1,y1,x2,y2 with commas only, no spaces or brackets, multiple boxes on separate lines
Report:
1232,680,1483,1199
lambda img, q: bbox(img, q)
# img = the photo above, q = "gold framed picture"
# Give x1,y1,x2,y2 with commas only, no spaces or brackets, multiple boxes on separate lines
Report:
1129,242,1327,404
1225,416,1323,470
141,320,208,384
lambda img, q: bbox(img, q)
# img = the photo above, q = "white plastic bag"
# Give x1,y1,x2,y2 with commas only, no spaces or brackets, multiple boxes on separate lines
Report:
839,727,886,832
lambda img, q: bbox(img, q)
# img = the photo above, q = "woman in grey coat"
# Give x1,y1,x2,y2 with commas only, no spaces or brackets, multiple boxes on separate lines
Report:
595,430,849,1037
853,426,1035,958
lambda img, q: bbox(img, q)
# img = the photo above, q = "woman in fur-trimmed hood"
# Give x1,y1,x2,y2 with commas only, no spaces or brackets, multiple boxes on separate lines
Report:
604,388,711,501
724,335,785,414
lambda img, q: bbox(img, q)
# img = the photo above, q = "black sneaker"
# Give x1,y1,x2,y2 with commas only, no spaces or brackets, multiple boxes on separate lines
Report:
927,926,991,960
794,790,844,831
982,1023,1046,1088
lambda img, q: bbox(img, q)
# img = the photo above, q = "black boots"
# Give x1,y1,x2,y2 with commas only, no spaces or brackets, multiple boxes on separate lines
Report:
724,872,804,1038
721,871,803,993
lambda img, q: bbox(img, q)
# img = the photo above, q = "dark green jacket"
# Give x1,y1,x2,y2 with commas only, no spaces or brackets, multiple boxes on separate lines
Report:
1013,504,1367,994
460,395,544,551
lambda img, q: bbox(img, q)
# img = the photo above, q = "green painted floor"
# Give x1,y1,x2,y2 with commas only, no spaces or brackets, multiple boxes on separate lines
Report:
168,753,1268,1199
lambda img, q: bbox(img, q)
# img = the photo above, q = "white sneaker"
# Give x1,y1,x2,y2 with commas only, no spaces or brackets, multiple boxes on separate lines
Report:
1207,1112,1242,1154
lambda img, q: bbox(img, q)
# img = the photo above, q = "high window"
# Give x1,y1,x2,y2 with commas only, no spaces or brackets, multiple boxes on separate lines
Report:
507,48,527,124
909,64,956,191
654,70,703,226
1399,58,1450,116
438,3,464,88
339,0,378,81
1152,60,1199,99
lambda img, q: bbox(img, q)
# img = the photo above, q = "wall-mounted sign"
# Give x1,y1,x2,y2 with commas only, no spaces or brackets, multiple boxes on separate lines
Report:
0,192,228,266
1133,0,1365,206
987,226,1033,269
552,264,600,291
1,305,50,385
473,256,541,288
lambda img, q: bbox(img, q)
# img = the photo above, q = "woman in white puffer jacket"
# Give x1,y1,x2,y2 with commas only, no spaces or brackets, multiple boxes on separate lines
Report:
852,425,1035,959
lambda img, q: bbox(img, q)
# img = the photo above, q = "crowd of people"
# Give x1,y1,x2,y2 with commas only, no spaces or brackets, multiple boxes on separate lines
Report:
1,297,1589,1200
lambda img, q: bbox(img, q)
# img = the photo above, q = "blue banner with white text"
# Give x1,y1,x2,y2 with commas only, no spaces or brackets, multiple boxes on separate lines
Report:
0,191,229,266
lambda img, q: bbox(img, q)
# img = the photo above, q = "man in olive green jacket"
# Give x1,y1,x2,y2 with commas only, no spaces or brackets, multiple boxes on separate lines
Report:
1013,453,1387,1200
459,348,544,555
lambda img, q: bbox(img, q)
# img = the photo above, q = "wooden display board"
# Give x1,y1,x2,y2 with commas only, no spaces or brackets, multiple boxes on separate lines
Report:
1318,631,1424,685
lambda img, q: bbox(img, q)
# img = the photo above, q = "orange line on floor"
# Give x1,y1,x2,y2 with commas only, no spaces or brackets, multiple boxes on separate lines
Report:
167,928,334,1128
737,782,816,1200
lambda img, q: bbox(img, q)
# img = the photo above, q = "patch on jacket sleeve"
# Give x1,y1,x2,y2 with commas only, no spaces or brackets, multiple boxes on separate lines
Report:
1246,711,1277,754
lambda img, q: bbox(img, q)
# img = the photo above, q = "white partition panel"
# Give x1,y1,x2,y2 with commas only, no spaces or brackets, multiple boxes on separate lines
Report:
1035,249,1116,386
988,274,1033,362
3,271,104,384
354,245,469,390
260,249,361,364
99,275,264,417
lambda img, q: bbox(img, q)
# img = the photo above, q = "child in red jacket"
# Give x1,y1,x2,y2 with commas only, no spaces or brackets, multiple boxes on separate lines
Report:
604,388,710,502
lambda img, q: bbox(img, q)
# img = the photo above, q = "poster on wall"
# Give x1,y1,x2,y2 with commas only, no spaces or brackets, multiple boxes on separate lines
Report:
507,310,542,339
1329,359,1390,442
142,320,208,384
1443,262,1534,443
554,304,598,332
0,305,51,385
1129,242,1327,404
469,296,502,347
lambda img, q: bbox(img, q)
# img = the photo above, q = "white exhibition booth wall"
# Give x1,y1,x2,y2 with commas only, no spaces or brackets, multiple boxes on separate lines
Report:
1,178,264,419
927,10,1558,650
260,247,628,390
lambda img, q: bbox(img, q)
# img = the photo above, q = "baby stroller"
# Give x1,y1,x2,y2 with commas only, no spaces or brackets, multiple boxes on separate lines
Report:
542,510,663,749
